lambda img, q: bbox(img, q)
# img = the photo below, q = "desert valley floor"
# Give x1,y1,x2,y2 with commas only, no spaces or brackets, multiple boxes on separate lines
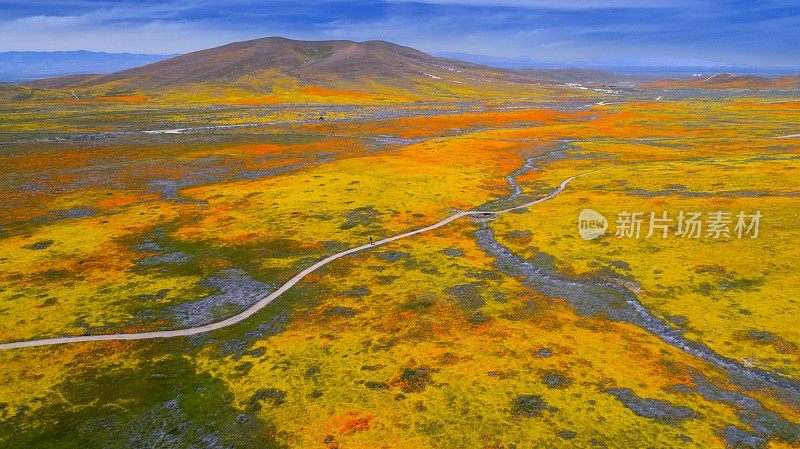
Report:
1,43,799,448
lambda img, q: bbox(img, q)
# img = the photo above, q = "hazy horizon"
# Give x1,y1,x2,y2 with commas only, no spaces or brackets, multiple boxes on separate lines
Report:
3,40,799,83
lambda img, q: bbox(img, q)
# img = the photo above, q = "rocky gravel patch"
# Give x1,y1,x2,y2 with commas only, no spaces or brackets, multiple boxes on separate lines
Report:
169,269,273,327
606,388,698,425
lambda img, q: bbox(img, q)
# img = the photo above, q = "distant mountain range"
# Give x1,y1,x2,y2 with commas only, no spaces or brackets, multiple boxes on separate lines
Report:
5,38,798,105
0,51,176,82
433,52,800,78
4,45,799,88
641,73,800,90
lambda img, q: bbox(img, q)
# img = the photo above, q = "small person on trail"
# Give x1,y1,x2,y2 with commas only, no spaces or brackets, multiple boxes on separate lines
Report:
369,237,373,245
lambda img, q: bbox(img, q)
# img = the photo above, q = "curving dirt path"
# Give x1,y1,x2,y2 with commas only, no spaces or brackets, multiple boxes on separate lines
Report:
0,173,594,350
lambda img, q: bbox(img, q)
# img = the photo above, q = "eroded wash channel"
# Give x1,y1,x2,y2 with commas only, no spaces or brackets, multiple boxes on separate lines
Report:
473,143,800,446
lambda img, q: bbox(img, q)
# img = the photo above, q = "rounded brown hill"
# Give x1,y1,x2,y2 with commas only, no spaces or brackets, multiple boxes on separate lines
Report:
27,37,505,91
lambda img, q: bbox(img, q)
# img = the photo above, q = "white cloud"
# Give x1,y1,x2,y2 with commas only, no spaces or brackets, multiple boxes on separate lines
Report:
0,17,261,53
387,0,691,10
0,0,796,66
12,15,88,27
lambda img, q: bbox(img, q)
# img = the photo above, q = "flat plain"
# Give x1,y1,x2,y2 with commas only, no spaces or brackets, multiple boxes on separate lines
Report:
0,38,799,449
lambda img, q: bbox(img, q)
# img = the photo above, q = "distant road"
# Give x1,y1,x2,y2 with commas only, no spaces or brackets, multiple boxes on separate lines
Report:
0,172,592,350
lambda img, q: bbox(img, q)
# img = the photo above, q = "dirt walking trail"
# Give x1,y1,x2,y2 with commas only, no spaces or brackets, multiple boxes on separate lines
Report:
0,173,593,350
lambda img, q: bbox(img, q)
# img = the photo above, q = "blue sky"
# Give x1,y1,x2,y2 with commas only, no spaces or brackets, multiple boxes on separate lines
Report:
0,0,798,66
